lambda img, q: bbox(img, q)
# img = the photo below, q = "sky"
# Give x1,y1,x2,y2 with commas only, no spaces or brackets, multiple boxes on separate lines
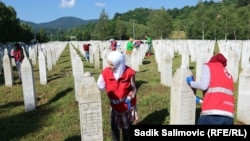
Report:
2,0,201,24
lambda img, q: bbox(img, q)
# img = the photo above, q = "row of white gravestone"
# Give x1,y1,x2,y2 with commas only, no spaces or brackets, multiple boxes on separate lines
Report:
1,42,67,112
70,40,250,140
74,40,250,125
69,43,103,141
153,39,250,124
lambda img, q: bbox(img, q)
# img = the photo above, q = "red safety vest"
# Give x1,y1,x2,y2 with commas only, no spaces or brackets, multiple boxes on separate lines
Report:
111,41,117,51
201,62,234,118
11,47,24,62
83,44,89,51
101,66,136,113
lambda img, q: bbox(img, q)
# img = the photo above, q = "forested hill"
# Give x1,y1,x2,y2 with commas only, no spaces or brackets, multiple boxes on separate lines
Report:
21,17,97,33
1,0,250,43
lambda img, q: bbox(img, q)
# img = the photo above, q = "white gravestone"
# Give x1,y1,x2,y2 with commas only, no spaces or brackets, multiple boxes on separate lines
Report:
21,56,36,112
236,64,250,124
73,56,84,102
170,65,196,124
3,48,13,86
38,50,47,85
78,72,103,141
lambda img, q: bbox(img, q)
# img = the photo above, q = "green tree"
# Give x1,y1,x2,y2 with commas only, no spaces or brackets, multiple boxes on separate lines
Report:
93,9,109,40
36,29,49,43
19,23,34,43
115,16,126,40
146,7,173,39
0,2,19,43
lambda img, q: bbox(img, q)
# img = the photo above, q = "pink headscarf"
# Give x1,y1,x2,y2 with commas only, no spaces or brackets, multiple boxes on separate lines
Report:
208,53,227,67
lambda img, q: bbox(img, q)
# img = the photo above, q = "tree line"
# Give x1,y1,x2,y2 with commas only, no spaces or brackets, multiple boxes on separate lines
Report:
1,0,250,44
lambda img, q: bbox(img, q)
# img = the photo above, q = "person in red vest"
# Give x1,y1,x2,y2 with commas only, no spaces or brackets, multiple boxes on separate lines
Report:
186,53,234,125
11,42,24,81
96,50,138,141
109,39,117,51
83,43,91,62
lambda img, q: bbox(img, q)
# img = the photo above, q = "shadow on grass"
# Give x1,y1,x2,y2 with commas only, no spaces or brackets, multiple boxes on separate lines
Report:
0,107,53,141
0,87,73,140
57,60,69,65
64,136,81,141
47,73,64,83
40,87,73,106
136,108,169,125
0,101,23,109
135,80,148,90
142,60,150,65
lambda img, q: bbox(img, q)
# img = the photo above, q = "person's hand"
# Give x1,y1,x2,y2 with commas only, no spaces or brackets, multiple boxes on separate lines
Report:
125,99,131,109
186,75,194,85
196,96,203,104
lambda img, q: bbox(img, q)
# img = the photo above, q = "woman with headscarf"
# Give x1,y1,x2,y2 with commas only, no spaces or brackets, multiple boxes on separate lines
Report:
186,53,234,125
97,50,138,141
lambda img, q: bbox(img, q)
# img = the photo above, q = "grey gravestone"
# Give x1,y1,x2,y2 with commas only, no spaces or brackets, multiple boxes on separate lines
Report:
170,65,196,124
78,72,103,141
21,55,36,112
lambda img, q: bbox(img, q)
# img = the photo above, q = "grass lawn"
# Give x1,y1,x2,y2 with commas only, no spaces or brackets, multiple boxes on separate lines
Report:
0,43,242,141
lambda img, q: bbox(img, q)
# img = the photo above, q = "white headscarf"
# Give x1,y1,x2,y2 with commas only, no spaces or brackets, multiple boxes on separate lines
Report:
107,51,126,80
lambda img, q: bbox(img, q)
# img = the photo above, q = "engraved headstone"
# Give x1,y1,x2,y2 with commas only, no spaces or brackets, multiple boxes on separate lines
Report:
78,72,103,141
170,65,196,124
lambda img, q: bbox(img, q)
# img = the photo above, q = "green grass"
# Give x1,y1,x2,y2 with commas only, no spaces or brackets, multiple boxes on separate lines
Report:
0,43,241,141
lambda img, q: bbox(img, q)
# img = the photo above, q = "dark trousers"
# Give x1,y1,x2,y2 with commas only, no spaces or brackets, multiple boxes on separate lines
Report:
111,119,131,141
197,115,234,125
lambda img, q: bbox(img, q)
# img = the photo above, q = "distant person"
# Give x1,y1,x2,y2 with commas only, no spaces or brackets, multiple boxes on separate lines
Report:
186,53,234,125
11,42,24,81
97,50,138,141
83,43,91,62
145,35,152,56
110,39,117,51
133,40,143,49
126,37,135,55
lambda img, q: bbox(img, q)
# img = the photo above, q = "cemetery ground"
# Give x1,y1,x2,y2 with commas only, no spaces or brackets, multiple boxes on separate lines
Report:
0,43,242,141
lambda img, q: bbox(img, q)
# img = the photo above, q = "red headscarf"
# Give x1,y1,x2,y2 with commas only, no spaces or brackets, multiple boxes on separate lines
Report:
208,53,227,67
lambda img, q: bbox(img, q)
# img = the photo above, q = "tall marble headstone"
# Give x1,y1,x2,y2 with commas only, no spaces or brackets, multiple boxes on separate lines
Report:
3,48,13,86
170,65,196,124
73,55,84,102
236,64,250,124
78,72,103,141
161,52,172,87
46,49,53,71
21,56,36,112
38,50,47,85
